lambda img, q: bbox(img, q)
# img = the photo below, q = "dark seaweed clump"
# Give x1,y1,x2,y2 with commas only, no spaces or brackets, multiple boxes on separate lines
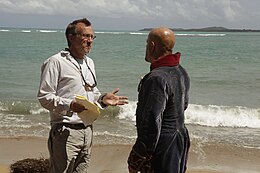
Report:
10,158,49,173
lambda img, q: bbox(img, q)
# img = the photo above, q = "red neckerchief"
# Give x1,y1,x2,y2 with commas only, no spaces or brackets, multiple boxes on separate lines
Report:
151,52,181,70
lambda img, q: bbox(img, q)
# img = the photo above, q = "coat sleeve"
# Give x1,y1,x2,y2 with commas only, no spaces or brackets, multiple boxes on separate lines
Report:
128,74,168,170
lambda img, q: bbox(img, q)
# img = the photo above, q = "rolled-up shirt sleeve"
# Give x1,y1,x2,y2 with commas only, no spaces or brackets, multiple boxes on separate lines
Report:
37,57,71,113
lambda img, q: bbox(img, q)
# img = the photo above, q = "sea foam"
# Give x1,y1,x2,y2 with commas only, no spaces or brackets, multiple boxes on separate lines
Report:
118,101,260,128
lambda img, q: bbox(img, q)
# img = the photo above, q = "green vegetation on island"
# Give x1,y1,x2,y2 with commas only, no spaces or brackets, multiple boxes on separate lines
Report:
139,26,260,32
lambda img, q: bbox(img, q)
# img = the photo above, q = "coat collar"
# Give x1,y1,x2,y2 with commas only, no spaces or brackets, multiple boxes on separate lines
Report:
151,52,180,70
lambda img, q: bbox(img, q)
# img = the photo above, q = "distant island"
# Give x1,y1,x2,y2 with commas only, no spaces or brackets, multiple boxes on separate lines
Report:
139,26,260,32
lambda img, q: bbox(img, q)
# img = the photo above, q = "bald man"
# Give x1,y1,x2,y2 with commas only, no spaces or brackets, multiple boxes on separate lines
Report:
128,27,190,173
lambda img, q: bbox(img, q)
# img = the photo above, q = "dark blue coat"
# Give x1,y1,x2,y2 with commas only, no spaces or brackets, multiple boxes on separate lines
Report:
130,64,190,173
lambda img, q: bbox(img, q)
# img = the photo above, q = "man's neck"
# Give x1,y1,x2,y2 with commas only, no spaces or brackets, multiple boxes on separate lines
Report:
157,50,173,59
69,48,85,59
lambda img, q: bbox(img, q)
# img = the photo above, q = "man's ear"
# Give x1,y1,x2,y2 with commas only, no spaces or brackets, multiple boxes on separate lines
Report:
68,34,73,42
150,41,155,54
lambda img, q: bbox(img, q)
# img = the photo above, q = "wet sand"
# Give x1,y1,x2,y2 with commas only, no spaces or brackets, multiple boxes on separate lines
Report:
0,137,259,173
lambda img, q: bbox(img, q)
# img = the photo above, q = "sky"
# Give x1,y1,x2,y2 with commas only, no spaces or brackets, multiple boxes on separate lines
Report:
0,0,260,31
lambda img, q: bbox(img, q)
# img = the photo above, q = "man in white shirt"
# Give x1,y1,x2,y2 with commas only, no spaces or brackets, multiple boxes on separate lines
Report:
37,18,128,173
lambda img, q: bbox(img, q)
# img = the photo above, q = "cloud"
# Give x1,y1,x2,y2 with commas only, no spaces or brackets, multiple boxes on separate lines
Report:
0,0,241,20
0,0,147,17
0,0,259,29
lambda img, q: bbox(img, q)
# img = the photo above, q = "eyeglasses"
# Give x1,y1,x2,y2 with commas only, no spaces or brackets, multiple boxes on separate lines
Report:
75,33,96,40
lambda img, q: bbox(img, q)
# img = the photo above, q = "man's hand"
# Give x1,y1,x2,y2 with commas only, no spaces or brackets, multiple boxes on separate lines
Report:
128,166,137,173
102,88,128,106
70,100,86,113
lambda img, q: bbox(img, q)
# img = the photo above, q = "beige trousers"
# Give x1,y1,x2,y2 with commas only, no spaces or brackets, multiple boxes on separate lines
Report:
48,124,93,173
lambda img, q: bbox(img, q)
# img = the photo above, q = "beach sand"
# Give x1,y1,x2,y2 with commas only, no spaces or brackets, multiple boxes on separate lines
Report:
0,137,259,173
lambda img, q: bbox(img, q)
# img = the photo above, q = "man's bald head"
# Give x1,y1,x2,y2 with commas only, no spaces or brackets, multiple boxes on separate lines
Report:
145,27,176,62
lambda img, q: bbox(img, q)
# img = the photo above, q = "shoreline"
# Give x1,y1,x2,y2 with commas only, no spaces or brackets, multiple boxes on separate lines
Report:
0,136,259,173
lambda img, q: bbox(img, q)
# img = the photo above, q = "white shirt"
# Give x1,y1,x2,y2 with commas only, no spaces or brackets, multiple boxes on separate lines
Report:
37,50,102,125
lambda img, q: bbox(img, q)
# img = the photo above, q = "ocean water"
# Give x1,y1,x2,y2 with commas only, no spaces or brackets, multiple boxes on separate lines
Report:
0,28,259,151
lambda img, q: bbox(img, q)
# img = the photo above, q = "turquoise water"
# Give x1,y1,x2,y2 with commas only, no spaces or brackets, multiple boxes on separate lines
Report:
1,29,259,106
0,28,259,149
